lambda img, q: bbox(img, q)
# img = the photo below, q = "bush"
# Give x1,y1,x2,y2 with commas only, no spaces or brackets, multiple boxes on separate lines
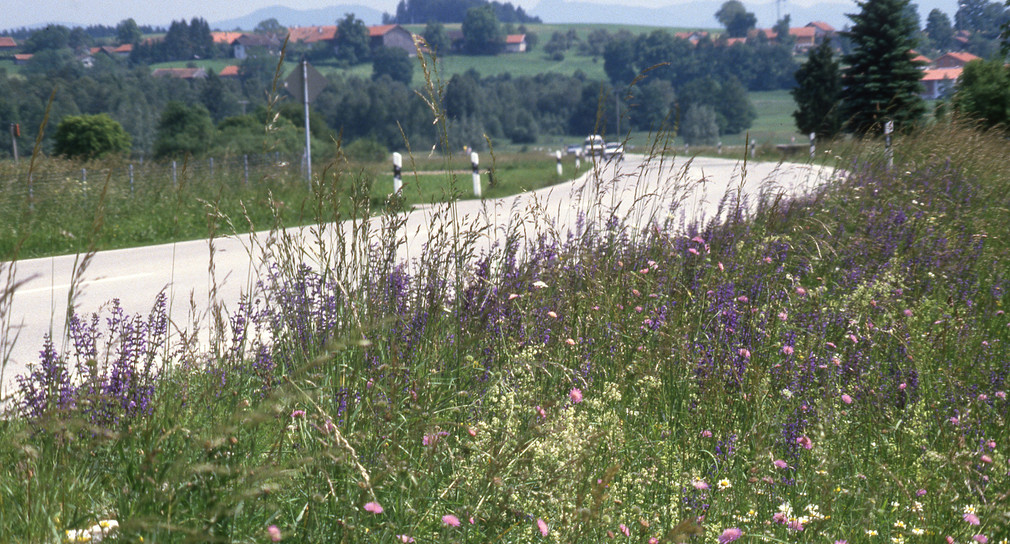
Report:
52,113,131,160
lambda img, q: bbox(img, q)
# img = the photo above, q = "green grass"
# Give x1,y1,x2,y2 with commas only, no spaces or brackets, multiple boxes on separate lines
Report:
3,121,1009,543
0,151,579,259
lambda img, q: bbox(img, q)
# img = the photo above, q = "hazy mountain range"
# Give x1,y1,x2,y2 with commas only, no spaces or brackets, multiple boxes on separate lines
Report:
209,0,953,32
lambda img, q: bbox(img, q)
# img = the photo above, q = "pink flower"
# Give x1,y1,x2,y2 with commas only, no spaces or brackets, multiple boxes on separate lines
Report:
718,262,725,271
566,338,576,345
778,311,788,321
688,247,700,255
974,535,988,543
508,293,519,300
468,427,477,437
796,287,807,296
701,430,713,437
442,514,461,527
788,519,804,531
620,523,630,537
772,512,788,524
536,518,549,536
536,405,546,418
796,435,813,449
996,391,1007,399
290,410,306,418
964,512,980,525
841,394,853,404
548,311,558,319
782,345,794,355
267,525,282,542
899,382,907,390
692,479,709,490
981,454,993,463
916,488,926,496
649,538,660,544
570,388,583,404
692,236,706,244
904,309,913,317
738,348,751,358
398,536,415,543
632,289,641,297
773,459,788,469
719,527,743,543
364,501,383,514
848,334,858,343
947,536,956,544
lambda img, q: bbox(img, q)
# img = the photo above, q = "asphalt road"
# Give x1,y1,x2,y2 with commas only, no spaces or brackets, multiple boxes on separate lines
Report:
0,153,836,395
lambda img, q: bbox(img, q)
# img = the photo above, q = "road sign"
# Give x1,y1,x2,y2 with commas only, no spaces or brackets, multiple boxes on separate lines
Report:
284,61,327,104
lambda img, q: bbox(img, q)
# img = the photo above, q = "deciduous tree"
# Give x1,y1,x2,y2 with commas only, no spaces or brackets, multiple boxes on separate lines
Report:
716,1,758,38
372,46,414,85
952,58,1010,131
462,5,504,55
153,101,215,158
53,113,132,160
335,13,371,65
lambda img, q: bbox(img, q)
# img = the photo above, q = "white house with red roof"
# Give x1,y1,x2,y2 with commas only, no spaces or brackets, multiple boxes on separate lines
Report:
504,34,527,53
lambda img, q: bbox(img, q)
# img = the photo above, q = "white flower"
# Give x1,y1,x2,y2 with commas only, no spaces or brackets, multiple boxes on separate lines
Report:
532,280,548,289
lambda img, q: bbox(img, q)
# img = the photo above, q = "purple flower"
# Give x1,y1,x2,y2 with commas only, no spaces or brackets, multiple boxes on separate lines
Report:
719,528,743,543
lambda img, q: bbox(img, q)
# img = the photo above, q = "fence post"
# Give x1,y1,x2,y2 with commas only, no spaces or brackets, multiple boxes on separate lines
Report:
172,160,177,187
555,150,562,176
471,151,481,198
243,155,249,186
129,164,134,194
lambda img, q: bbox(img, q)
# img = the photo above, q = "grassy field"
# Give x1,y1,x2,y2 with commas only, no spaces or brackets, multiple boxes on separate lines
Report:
0,151,580,259
2,121,1008,543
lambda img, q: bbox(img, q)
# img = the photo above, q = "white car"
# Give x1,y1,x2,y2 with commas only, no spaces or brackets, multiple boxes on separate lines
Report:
603,142,624,160
583,134,605,157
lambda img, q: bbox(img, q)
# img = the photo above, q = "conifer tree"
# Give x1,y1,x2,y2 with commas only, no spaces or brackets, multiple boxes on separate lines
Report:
792,39,842,138
840,0,926,135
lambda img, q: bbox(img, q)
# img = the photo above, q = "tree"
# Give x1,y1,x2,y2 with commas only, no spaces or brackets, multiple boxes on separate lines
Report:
792,39,842,138
925,9,954,50
254,18,287,37
335,13,371,65
53,114,131,160
153,101,215,158
603,39,637,85
681,104,719,145
445,72,481,119
23,25,70,53
716,1,758,38
116,18,142,46
462,5,504,55
773,15,795,48
952,59,1010,131
372,46,414,85
628,78,676,131
840,0,926,135
423,20,450,54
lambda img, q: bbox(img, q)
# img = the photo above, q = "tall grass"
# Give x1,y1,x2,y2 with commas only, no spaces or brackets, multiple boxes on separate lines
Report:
1,48,1009,544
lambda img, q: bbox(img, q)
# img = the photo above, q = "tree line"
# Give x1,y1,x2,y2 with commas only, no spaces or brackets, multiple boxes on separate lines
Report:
383,0,540,24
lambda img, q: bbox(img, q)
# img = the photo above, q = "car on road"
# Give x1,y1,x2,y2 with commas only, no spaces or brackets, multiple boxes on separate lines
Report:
583,134,605,158
566,144,582,155
603,142,624,160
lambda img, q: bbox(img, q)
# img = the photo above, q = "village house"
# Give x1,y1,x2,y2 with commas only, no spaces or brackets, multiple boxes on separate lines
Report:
504,34,527,53
0,37,17,58
369,24,415,55
232,33,281,59
918,51,981,100
218,65,240,78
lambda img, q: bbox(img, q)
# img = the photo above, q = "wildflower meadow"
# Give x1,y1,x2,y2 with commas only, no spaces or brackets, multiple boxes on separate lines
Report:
1,86,1008,542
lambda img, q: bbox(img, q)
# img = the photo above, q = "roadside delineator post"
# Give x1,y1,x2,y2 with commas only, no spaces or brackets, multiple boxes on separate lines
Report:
718,141,722,155
129,164,134,194
575,152,581,171
243,155,249,186
172,160,177,187
809,132,816,160
555,150,562,176
750,139,756,159
471,151,481,198
392,152,403,194
884,120,894,171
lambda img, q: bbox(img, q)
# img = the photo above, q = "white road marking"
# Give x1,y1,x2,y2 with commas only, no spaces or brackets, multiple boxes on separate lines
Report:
17,272,157,295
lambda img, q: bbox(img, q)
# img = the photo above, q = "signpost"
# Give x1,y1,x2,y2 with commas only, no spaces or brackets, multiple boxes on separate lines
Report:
470,152,481,198
285,59,327,183
884,120,894,171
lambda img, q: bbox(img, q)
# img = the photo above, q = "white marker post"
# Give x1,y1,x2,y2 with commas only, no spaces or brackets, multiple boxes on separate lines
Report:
555,150,562,176
575,151,581,171
750,139,756,159
718,141,722,155
884,120,894,171
809,132,816,160
392,152,403,194
471,151,481,198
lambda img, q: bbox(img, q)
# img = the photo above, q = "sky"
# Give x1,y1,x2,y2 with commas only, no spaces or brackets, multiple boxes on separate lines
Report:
7,0,949,30
6,0,810,28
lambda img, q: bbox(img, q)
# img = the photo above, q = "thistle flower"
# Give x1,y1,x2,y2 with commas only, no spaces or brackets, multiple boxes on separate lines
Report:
719,527,743,543
268,525,282,542
442,514,461,527
570,388,583,404
364,502,383,514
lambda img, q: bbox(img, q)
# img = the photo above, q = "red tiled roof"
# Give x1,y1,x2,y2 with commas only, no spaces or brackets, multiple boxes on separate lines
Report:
725,37,747,45
288,25,337,43
807,21,835,32
14,53,33,60
113,43,133,53
505,34,526,44
939,51,980,64
211,31,245,44
911,54,931,65
921,67,962,81
369,24,398,37
789,27,816,38
0,37,17,47
219,65,240,77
